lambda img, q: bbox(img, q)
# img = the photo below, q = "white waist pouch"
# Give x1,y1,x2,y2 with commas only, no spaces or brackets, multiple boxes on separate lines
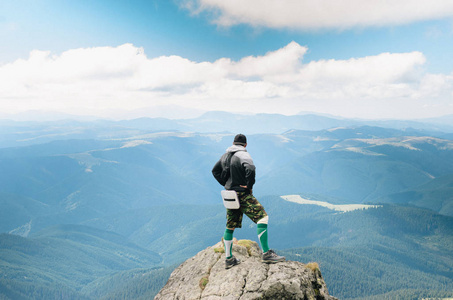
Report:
221,190,240,209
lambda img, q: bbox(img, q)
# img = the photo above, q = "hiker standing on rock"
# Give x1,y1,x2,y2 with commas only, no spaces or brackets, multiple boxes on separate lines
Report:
212,134,285,269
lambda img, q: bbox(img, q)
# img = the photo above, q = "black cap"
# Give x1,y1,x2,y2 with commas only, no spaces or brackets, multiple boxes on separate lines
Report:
233,134,247,146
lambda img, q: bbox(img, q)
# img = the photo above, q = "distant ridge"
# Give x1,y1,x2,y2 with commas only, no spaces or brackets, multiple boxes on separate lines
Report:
3,111,453,134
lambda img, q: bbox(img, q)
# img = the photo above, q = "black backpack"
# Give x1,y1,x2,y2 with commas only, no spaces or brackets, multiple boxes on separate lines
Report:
219,152,235,186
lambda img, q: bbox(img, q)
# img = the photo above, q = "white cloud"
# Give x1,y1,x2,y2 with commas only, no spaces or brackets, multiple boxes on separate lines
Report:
292,51,427,100
182,0,453,30
0,42,452,120
226,42,307,78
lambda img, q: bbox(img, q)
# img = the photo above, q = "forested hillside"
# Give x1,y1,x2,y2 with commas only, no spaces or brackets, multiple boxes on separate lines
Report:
0,225,161,299
1,114,453,299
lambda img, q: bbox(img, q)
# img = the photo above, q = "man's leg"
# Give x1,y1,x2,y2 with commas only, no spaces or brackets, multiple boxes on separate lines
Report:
224,208,242,269
238,193,269,252
239,193,285,264
223,228,234,259
256,215,284,263
257,216,269,253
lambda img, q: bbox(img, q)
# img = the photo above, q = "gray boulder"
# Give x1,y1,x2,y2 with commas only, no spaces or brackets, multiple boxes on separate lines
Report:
155,239,338,300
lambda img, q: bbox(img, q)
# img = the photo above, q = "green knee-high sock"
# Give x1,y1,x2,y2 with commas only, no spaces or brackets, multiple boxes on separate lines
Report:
224,229,234,259
257,224,269,253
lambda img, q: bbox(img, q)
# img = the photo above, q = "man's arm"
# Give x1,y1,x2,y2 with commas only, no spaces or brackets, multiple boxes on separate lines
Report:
212,159,224,186
244,162,256,191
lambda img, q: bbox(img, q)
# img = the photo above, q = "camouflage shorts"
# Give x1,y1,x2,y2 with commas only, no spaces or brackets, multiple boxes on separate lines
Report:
226,192,268,229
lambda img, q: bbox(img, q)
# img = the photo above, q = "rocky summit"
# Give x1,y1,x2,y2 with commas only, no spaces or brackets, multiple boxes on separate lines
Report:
155,239,338,300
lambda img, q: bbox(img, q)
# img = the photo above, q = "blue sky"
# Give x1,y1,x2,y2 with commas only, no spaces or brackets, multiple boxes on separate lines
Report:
1,0,453,120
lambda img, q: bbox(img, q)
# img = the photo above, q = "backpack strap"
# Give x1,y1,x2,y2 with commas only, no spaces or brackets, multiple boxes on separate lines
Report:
219,151,236,186
224,151,235,167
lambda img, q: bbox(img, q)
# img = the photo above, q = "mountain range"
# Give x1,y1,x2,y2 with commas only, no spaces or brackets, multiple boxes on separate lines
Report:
1,112,453,299
2,111,453,148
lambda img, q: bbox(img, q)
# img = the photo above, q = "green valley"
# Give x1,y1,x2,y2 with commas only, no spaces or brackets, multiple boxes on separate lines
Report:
1,114,453,299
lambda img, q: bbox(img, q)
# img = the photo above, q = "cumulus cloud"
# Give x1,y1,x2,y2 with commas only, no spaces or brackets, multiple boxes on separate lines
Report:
181,0,453,30
0,42,452,119
226,42,307,78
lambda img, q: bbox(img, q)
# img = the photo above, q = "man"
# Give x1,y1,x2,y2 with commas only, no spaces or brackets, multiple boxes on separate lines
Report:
212,134,285,269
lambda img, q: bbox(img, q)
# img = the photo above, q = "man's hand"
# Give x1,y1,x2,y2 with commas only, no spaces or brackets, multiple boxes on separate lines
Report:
240,185,252,193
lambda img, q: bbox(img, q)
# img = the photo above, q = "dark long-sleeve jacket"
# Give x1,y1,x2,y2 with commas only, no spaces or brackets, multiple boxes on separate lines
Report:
212,145,256,193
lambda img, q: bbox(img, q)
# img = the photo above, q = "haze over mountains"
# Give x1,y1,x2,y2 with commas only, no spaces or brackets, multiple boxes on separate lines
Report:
2,111,453,147
1,112,453,299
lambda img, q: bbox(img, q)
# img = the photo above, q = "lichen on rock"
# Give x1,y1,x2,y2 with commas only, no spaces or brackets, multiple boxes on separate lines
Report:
154,240,338,300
